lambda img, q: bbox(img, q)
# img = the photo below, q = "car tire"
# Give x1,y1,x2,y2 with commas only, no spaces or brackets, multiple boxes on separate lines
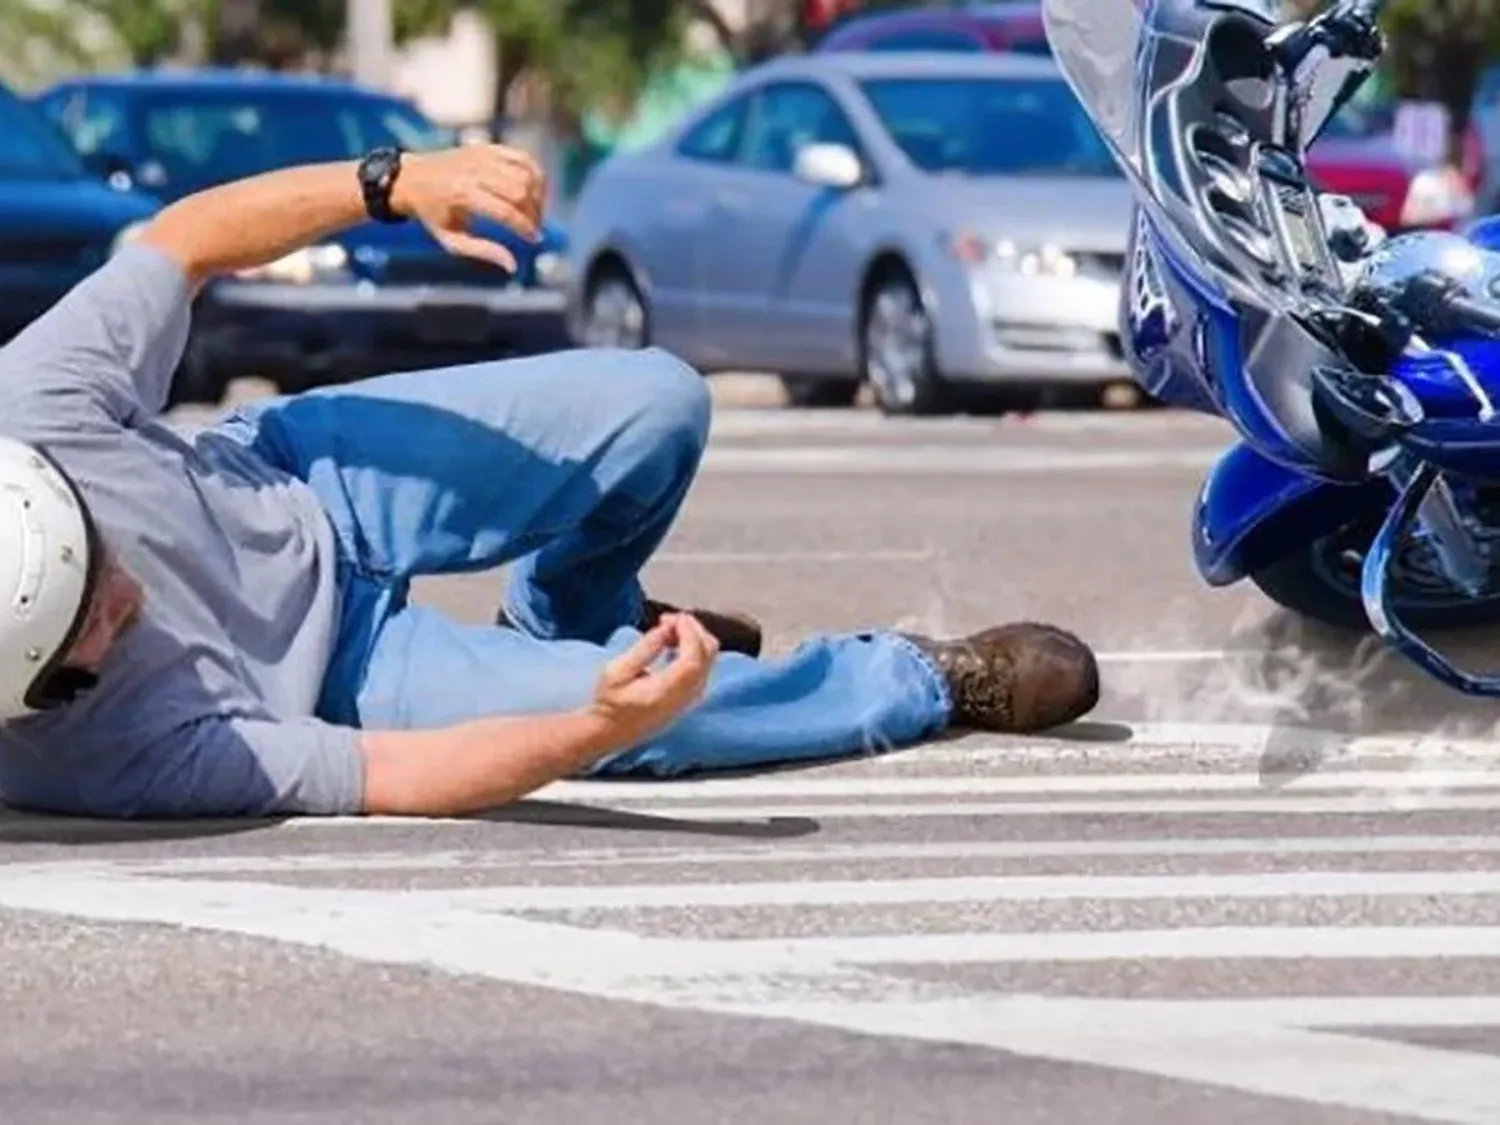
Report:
580,263,650,350
781,374,859,408
859,266,948,416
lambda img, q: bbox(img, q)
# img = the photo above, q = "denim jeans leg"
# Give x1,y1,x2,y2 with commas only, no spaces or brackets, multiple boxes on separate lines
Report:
356,604,953,772
214,346,712,647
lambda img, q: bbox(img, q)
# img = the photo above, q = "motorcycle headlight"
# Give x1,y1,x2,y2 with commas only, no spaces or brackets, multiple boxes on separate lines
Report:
110,220,148,256
942,230,1078,277
236,243,350,284
1401,167,1475,229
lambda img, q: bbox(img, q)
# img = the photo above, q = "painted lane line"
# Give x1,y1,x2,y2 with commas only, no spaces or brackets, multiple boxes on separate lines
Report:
733,925,1500,965
1095,648,1236,663
0,868,1497,1122
9,790,1480,837
542,769,1500,803
652,549,937,564
426,869,1500,911
454,793,1500,822
49,834,1500,877
697,445,1226,475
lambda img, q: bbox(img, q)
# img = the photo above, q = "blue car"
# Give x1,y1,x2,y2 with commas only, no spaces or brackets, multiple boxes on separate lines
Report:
0,80,159,346
35,70,570,403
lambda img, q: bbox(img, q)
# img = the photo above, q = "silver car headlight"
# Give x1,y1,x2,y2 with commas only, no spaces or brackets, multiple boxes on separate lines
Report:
235,243,351,285
534,250,571,289
942,230,1079,278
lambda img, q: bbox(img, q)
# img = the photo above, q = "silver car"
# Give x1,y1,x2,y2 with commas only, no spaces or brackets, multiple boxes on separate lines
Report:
564,51,1137,415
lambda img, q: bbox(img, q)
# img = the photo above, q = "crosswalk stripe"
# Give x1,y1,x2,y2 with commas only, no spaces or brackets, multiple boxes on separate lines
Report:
23,834,1495,876
546,769,1500,802
733,925,1500,964
519,793,1500,820
698,444,1224,474
428,869,1500,910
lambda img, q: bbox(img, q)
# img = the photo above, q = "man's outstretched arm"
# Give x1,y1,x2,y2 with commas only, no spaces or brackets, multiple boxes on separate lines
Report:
1,144,546,427
136,145,547,289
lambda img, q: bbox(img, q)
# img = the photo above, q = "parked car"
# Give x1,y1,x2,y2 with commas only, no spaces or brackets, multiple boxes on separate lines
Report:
1305,94,1477,234
565,51,1135,415
33,70,571,404
0,80,159,347
813,1,1050,55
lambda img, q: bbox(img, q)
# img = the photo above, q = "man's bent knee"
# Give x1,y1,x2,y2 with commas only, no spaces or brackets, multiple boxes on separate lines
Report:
611,347,712,457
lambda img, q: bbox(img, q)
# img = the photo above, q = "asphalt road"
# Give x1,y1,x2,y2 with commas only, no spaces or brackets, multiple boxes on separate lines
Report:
3,378,1500,1124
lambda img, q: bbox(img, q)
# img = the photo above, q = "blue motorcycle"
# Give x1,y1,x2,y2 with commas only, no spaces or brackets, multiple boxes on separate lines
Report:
1044,0,1500,698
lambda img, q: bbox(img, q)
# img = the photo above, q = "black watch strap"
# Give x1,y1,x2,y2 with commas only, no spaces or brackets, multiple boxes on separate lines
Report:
358,146,407,224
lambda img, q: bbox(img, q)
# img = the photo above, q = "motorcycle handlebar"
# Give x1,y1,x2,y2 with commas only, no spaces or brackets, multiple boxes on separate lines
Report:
1444,294,1500,338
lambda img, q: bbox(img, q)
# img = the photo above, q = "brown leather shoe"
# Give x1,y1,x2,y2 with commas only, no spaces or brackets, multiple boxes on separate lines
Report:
903,623,1100,733
496,598,764,658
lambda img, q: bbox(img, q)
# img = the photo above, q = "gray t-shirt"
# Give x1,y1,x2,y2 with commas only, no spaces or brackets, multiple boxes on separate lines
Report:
0,245,365,817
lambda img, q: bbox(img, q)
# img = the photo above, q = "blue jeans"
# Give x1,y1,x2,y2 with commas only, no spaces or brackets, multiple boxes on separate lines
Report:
226,347,953,777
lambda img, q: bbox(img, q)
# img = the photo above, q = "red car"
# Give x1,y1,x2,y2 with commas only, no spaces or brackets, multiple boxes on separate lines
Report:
813,1,1476,231
1305,102,1478,233
811,1,1049,54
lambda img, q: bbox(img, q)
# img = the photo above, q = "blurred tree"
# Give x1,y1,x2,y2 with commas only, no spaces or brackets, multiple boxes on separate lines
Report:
0,0,199,75
396,0,696,126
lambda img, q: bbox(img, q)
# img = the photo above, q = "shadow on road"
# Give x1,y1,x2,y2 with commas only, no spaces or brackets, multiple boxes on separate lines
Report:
476,799,820,839
0,812,287,847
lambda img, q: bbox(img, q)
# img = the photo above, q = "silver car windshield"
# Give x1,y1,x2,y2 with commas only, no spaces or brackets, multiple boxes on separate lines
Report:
858,75,1123,178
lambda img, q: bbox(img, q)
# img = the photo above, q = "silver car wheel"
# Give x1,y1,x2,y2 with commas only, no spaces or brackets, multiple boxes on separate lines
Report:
584,275,647,349
864,280,929,409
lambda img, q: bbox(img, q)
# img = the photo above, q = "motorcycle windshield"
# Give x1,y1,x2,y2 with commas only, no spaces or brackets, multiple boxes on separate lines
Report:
1041,0,1292,308
1038,0,1149,181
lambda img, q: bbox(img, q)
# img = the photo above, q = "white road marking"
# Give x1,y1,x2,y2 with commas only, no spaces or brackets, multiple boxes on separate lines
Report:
415,869,1500,911
492,793,1500,821
11,834,1494,877
545,769,1500,803
1095,648,1237,663
735,925,1500,964
0,867,1495,1123
651,549,937,563
698,445,1225,475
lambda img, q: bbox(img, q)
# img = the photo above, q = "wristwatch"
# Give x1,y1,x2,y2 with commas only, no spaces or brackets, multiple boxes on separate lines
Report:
357,146,407,224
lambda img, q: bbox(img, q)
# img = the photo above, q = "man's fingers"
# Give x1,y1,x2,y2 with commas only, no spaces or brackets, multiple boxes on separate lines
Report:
663,614,718,693
602,623,673,687
485,144,546,192
435,228,518,273
466,183,541,242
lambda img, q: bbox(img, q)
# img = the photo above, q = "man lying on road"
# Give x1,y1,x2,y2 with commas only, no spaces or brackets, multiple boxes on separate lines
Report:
0,141,1101,819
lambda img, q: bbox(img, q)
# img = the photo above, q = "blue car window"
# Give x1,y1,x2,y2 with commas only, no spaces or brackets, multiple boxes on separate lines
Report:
677,96,748,163
740,83,862,174
135,91,453,193
73,90,132,158
859,75,1119,178
0,87,87,178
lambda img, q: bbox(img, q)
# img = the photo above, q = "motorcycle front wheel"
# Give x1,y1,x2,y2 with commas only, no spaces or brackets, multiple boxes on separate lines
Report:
1250,517,1500,633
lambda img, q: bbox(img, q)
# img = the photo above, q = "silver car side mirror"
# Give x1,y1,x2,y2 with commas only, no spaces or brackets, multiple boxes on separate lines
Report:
794,143,864,189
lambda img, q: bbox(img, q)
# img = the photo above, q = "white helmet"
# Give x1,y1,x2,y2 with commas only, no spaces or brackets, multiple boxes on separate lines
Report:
0,437,98,724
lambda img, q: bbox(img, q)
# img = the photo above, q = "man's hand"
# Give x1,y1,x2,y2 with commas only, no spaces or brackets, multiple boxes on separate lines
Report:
589,613,720,746
359,612,720,817
393,145,547,273
137,143,549,290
